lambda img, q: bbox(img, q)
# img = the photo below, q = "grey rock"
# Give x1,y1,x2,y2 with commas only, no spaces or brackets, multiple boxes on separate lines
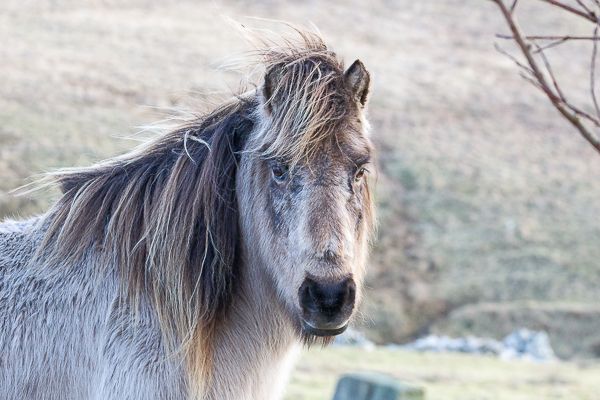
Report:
399,327,555,362
501,328,556,361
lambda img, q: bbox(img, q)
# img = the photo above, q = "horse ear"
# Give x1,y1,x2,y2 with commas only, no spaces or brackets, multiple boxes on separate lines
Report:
345,60,370,108
262,65,284,115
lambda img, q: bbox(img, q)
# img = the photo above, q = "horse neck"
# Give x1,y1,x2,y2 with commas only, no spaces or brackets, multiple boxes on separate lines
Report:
207,258,300,400
229,256,297,348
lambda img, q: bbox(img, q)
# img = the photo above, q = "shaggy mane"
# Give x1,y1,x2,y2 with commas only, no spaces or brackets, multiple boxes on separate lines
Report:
37,97,256,391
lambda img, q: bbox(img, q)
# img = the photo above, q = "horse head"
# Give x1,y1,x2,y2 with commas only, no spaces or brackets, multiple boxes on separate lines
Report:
238,53,374,340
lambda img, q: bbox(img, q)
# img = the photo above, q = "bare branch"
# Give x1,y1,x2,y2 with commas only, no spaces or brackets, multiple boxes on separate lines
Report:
493,1,556,94
494,43,534,74
538,0,599,23
492,0,600,153
575,0,594,15
497,34,599,53
569,105,600,127
497,35,600,40
520,71,600,127
592,23,600,120
532,40,567,102
532,39,569,53
510,0,520,13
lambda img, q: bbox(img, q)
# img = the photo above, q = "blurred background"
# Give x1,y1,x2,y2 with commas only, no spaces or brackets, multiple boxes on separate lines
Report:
2,0,600,398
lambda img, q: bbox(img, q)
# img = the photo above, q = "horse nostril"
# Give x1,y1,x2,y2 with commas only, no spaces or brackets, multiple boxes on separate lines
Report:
299,279,319,313
345,279,356,312
299,277,356,316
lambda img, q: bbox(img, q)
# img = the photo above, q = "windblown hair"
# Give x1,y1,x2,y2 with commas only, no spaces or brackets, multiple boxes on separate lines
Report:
247,27,365,167
38,98,255,390
34,27,360,394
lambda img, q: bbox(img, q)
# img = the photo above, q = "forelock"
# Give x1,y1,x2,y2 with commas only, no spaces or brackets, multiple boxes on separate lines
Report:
245,28,360,167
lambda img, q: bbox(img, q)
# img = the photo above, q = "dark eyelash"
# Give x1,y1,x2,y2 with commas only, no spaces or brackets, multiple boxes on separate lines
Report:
355,162,370,171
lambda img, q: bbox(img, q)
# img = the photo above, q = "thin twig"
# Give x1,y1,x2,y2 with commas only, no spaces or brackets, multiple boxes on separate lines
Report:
494,43,534,74
519,73,560,102
521,73,600,127
494,1,556,94
498,35,600,53
564,102,600,127
532,39,567,102
497,35,600,40
532,38,569,53
591,23,600,119
538,0,599,23
575,0,594,15
510,0,520,13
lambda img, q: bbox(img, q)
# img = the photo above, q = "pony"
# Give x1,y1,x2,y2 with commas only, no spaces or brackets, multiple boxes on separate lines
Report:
0,28,375,400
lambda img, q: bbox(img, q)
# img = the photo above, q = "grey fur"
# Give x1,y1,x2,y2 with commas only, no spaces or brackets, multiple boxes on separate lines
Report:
0,219,188,399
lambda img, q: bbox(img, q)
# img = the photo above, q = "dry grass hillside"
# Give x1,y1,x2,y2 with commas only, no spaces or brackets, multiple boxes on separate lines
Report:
2,0,600,359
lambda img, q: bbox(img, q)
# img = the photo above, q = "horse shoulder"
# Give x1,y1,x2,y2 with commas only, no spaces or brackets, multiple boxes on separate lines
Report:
0,217,187,400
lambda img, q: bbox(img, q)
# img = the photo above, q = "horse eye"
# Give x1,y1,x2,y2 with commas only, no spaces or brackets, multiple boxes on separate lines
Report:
271,164,286,181
355,166,367,181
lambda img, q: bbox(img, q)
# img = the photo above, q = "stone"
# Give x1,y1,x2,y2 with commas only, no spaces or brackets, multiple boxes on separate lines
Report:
501,328,556,362
399,327,555,361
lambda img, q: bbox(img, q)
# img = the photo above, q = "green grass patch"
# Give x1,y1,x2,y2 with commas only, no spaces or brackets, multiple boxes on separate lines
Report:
285,347,600,400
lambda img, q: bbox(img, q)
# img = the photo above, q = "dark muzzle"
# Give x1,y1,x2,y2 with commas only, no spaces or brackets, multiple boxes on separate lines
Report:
298,276,356,336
